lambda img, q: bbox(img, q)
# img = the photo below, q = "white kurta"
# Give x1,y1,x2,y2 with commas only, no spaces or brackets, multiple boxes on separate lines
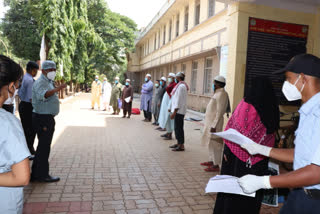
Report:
102,81,112,108
158,92,170,129
200,88,229,166
0,108,30,214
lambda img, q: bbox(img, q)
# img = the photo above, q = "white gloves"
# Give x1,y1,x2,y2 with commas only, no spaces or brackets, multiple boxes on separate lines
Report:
238,175,272,194
241,143,272,157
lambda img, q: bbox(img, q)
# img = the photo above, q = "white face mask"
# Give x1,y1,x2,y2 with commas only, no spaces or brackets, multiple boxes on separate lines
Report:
47,71,56,81
6,85,17,104
282,75,305,101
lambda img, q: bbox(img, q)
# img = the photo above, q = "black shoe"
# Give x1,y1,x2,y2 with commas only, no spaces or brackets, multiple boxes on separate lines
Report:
161,133,168,138
122,115,126,118
169,144,178,148
127,115,130,118
28,155,35,161
31,175,60,183
152,122,157,125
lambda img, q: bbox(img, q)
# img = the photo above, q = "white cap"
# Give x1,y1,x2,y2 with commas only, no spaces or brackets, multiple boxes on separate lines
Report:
115,76,120,80
146,74,151,78
104,77,107,80
161,77,166,81
176,72,185,78
168,73,176,78
95,75,99,79
126,79,131,82
214,75,226,83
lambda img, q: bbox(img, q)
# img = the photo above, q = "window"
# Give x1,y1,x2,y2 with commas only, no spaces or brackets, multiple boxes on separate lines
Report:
191,61,198,93
204,58,213,94
169,21,172,42
182,64,186,73
208,0,215,17
147,40,149,55
140,46,143,57
184,6,189,32
158,30,160,48
195,0,200,26
163,25,166,45
176,14,180,37
173,65,177,73
154,35,157,50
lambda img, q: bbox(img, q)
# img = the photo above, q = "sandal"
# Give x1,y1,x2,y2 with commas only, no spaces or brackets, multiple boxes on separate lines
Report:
169,144,178,148
204,165,220,172
200,161,214,166
172,145,185,151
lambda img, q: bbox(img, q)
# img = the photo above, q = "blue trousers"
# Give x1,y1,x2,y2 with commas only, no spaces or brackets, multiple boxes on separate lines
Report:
280,189,320,214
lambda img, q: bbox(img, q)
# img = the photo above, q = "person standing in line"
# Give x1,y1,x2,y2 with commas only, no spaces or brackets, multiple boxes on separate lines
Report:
140,74,153,122
152,78,166,125
101,77,112,111
238,54,320,214
169,72,188,151
0,55,31,214
122,79,133,118
18,61,39,158
91,75,102,110
110,76,123,115
31,60,66,183
201,76,230,172
158,73,177,137
213,77,279,214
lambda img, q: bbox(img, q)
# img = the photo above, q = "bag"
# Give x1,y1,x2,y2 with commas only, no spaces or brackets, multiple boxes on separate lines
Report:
132,108,140,115
118,98,122,109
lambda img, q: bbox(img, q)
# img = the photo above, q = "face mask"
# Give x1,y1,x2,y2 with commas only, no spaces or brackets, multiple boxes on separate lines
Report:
155,83,159,88
175,79,179,83
7,85,17,104
212,84,215,92
282,75,305,101
115,80,119,84
160,81,163,86
125,82,129,86
168,78,173,83
47,71,56,81
145,77,148,82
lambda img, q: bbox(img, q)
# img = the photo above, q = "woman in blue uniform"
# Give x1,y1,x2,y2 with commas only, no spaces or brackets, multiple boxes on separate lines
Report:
0,55,31,214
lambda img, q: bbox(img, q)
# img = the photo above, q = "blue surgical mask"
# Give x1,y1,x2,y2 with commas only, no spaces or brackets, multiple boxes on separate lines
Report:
212,84,215,92
175,79,178,83
125,82,129,86
168,78,172,83
145,77,148,82
160,81,163,86
115,80,119,84
155,83,159,88
95,79,98,82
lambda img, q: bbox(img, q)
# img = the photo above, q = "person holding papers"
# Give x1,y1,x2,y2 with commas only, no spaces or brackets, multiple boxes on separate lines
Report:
238,54,320,214
213,77,279,214
122,79,133,118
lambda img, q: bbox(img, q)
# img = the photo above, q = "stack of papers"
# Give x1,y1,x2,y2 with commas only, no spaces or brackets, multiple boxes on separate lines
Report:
212,128,255,146
124,96,131,103
205,175,256,197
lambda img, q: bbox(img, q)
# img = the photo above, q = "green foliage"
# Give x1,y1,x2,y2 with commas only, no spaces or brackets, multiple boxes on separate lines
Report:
1,0,138,85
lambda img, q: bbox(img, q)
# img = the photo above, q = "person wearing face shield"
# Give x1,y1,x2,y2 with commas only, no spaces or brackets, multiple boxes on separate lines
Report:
140,74,153,122
238,54,320,214
91,75,102,110
0,55,31,214
31,60,66,183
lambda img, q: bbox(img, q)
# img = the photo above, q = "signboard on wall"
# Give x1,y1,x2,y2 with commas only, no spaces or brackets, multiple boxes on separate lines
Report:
245,17,308,105
219,46,228,78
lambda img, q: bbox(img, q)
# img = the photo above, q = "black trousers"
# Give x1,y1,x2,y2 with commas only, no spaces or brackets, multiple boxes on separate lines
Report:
31,113,55,178
174,113,185,144
19,101,36,154
213,145,268,214
143,100,152,120
3,104,14,113
123,102,132,116
280,189,320,214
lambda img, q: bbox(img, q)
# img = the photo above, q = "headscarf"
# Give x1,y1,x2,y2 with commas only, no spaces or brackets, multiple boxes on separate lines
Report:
166,82,176,98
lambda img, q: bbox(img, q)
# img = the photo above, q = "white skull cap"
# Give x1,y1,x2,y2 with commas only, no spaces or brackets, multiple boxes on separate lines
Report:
168,73,176,78
176,72,185,78
95,75,99,78
214,75,226,83
126,79,131,82
146,74,151,78
115,76,120,80
161,77,166,81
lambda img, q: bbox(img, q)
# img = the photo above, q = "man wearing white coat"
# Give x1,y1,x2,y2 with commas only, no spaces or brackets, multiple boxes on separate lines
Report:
200,76,230,172
101,77,112,111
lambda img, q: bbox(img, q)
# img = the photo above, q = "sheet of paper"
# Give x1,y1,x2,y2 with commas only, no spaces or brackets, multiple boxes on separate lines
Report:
125,96,131,103
212,128,255,146
205,175,256,197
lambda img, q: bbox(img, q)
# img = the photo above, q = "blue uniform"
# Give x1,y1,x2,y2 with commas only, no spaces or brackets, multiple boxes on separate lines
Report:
0,108,30,214
18,73,34,103
294,92,320,190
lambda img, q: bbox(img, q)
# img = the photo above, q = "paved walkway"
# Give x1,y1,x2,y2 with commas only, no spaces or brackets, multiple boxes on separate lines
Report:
23,93,281,214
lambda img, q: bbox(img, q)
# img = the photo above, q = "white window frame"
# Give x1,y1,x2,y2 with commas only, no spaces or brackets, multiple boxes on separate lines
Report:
203,57,213,95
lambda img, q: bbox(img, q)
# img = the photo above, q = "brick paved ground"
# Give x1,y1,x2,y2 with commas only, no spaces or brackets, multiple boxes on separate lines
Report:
23,93,281,214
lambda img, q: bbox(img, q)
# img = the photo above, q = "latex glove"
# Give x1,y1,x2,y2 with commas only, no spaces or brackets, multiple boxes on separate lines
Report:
241,143,272,157
238,175,271,194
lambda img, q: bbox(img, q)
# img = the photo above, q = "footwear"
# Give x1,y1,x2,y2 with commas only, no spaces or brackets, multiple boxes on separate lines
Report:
204,165,220,172
160,128,166,132
172,145,185,151
31,175,60,183
161,133,168,137
156,127,162,130
152,122,157,125
112,112,116,115
169,144,178,148
200,161,214,166
164,136,172,140
127,115,130,118
122,115,126,118
146,119,151,122
28,155,35,161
